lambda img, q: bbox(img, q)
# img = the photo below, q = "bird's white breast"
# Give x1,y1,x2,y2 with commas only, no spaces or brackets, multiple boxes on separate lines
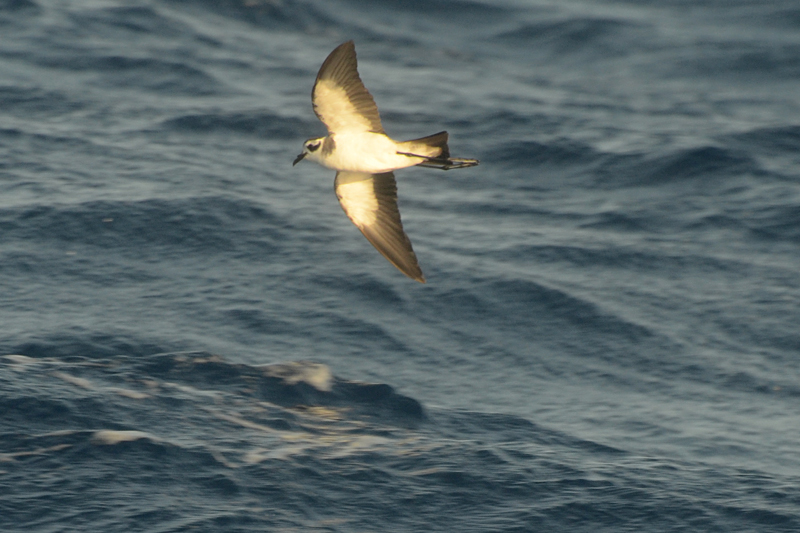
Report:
319,132,424,173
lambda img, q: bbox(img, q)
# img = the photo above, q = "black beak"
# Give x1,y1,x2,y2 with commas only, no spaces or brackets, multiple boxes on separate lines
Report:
292,153,306,166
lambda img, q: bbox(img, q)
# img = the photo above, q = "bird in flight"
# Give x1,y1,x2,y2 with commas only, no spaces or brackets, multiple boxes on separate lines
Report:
293,41,479,283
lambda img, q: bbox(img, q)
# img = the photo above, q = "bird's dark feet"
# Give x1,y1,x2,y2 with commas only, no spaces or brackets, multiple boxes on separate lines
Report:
397,152,480,170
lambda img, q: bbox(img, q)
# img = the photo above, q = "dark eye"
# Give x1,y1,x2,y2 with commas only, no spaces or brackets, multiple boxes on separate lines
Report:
307,143,320,152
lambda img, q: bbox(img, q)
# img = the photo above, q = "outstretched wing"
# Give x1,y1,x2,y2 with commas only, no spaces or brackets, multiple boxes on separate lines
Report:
334,171,424,283
312,41,384,135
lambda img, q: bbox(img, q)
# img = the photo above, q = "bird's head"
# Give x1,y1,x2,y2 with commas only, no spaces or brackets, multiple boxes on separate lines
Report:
293,137,325,166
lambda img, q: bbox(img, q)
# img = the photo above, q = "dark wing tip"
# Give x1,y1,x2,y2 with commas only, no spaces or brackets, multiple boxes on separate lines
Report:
316,40,357,82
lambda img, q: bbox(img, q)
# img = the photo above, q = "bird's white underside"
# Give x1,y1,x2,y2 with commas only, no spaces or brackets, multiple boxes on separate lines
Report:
314,80,376,134
307,131,425,173
335,176,379,227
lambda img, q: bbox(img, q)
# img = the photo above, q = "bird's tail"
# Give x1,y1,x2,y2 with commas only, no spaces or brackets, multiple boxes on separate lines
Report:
398,131,451,159
397,131,479,170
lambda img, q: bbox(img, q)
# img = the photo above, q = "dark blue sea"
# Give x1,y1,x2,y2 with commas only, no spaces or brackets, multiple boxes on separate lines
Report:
2,0,800,531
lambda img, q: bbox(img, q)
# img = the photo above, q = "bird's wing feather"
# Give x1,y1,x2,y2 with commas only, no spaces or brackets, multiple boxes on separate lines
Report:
334,171,424,282
313,41,384,135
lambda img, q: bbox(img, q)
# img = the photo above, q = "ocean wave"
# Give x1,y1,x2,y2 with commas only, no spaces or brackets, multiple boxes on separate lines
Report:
583,146,757,189
169,0,333,30
496,17,651,60
633,146,755,185
6,334,178,361
729,124,800,154
484,141,760,192
66,5,196,39
0,85,84,118
747,204,800,243
0,0,39,15
486,139,598,169
675,40,800,79
2,350,799,532
486,277,655,343
161,111,308,138
1,351,424,429
0,196,286,256
34,53,223,95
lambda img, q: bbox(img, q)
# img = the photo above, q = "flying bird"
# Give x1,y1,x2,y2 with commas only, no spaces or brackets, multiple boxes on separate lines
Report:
293,41,479,283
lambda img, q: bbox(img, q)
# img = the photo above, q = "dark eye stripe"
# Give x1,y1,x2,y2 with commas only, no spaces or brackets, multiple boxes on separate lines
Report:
307,143,321,152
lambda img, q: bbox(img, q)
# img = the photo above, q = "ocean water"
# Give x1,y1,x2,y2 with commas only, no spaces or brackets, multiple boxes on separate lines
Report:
2,0,800,531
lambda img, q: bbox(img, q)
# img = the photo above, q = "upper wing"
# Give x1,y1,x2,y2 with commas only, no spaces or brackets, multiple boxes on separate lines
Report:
334,171,424,283
312,41,384,135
